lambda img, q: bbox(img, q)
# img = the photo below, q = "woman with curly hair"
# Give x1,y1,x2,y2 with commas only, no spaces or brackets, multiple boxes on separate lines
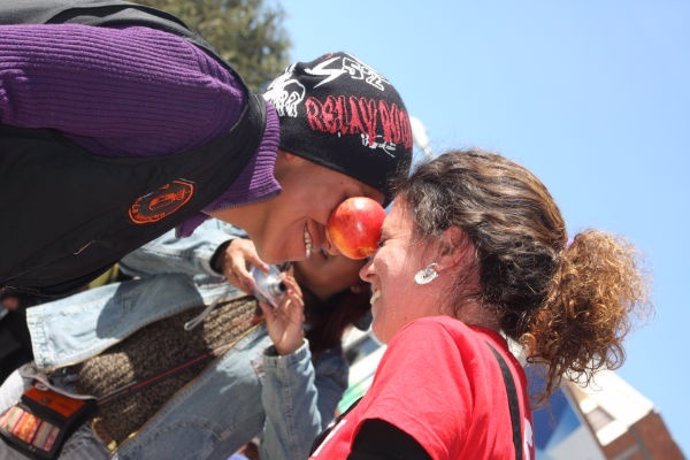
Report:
309,148,650,460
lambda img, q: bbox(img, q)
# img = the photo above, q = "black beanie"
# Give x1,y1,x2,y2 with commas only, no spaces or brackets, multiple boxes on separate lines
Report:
263,52,413,203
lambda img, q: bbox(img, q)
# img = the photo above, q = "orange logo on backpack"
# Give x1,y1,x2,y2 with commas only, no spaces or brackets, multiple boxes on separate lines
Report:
128,179,195,224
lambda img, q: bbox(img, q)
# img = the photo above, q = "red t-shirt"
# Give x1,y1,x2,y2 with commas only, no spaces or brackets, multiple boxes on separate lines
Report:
310,316,535,460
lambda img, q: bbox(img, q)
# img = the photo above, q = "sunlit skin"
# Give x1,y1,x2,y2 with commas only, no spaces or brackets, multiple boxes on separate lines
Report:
359,200,445,343
360,199,495,343
209,151,383,264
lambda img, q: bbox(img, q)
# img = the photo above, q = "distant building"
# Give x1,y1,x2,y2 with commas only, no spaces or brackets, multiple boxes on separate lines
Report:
567,370,685,460
528,365,604,460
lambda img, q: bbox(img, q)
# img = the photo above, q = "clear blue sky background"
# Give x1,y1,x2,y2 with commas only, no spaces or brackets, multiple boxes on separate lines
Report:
283,0,689,454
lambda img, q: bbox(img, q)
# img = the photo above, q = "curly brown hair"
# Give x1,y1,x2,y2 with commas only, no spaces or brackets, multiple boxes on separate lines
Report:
396,148,650,396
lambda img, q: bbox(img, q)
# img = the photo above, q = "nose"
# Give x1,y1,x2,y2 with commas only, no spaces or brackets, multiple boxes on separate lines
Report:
359,257,374,282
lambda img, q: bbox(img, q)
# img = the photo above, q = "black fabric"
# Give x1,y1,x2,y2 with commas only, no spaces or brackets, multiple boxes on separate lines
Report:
0,0,266,297
0,293,46,381
310,400,431,460
210,240,233,274
310,396,361,455
0,96,264,297
488,344,523,460
263,52,412,204
0,310,33,382
349,419,432,460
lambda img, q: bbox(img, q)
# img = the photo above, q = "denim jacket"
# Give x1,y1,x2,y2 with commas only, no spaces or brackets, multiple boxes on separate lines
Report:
14,221,348,460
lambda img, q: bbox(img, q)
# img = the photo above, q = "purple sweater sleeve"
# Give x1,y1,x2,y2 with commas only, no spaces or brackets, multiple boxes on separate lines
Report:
0,23,246,156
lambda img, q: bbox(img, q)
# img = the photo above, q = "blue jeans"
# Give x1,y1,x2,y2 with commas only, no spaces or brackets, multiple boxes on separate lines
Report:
1,275,347,460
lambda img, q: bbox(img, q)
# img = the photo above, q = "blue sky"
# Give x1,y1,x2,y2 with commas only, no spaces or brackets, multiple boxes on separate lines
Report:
284,1,690,454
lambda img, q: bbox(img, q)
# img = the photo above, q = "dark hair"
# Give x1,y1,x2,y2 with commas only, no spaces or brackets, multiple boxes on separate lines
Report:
396,148,650,396
302,279,371,356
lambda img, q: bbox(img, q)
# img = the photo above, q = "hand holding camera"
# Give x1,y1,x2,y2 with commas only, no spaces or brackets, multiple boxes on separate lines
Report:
221,238,303,355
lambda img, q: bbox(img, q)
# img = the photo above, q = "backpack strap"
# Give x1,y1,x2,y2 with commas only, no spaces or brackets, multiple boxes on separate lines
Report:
487,342,523,460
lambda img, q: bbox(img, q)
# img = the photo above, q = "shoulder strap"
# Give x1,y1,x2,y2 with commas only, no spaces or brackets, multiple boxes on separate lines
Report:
310,396,362,455
487,342,523,460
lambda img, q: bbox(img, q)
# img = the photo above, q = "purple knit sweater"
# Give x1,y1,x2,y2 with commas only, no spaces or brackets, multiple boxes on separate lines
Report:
0,23,281,236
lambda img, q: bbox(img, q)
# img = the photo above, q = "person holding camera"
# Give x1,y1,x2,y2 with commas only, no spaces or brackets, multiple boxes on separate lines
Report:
0,220,372,459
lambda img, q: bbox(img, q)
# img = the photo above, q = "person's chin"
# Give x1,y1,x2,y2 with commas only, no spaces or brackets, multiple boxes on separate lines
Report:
285,239,310,262
371,328,388,344
254,244,281,265
261,252,284,265
285,251,308,263
261,245,305,265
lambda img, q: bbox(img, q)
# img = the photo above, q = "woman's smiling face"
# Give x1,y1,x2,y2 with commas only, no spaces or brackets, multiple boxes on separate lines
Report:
359,199,443,343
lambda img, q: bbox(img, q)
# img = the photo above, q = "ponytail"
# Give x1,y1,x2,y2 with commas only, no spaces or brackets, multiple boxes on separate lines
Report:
521,230,650,396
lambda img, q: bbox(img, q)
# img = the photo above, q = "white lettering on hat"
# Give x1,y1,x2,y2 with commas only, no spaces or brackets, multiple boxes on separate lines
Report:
306,54,390,91
305,56,348,88
342,57,389,91
263,64,305,118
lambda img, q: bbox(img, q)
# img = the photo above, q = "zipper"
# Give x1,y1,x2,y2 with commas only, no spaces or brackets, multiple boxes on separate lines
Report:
184,285,237,331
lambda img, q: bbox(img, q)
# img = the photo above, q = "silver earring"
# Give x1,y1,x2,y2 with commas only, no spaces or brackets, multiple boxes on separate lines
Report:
414,263,439,285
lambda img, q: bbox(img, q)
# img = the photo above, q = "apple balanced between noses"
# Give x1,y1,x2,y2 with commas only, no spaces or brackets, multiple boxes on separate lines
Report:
327,197,386,260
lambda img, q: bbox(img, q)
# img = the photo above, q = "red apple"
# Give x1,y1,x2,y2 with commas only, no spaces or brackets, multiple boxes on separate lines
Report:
327,197,386,260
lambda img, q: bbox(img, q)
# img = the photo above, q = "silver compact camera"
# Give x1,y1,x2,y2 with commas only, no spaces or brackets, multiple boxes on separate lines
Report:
250,265,286,308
